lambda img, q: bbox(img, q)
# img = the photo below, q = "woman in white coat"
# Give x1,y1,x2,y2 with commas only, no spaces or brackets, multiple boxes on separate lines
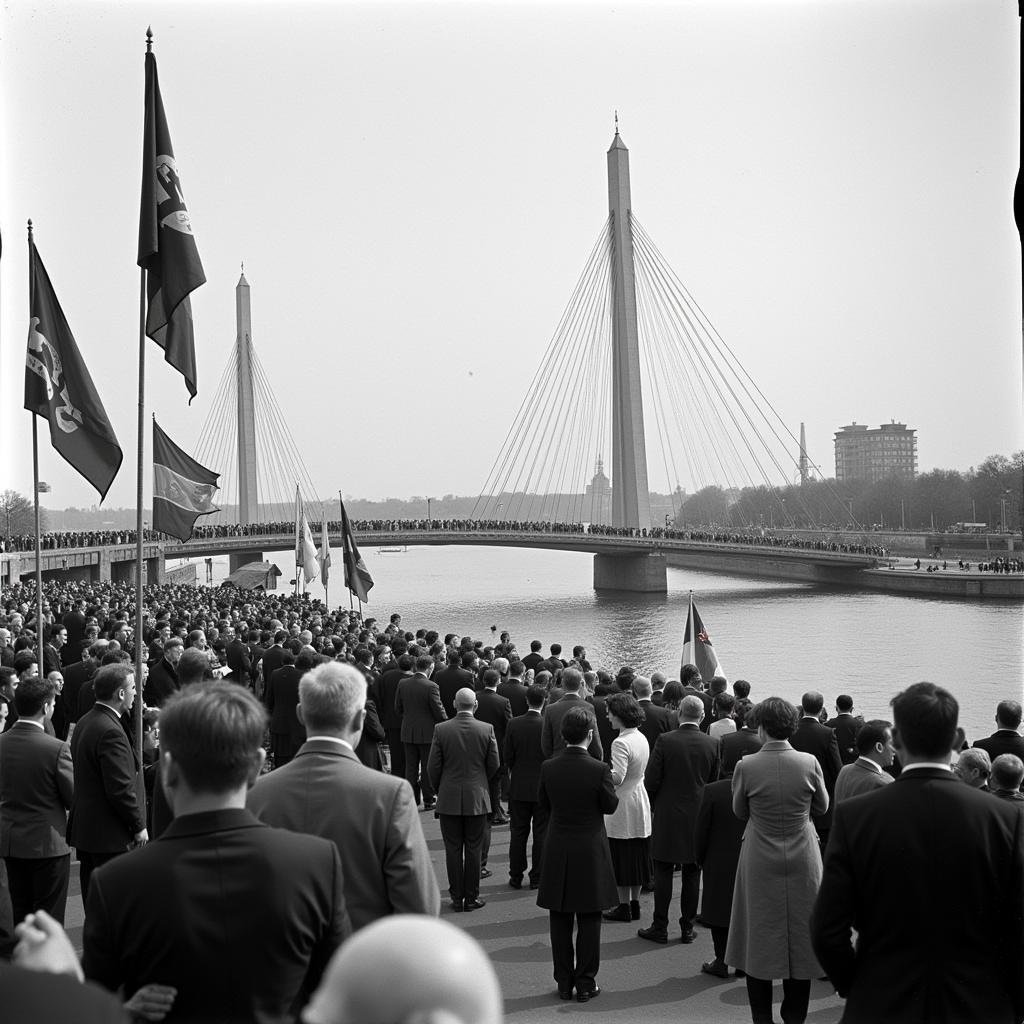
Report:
601,693,652,923
726,697,829,1024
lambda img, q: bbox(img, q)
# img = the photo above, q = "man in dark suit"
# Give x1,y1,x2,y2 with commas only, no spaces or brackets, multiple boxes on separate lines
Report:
0,676,74,924
257,630,289,700
61,599,88,669
395,655,447,809
536,705,619,1002
66,664,146,902
143,637,181,708
522,640,544,674
434,651,477,720
541,669,603,761
249,662,439,931
825,694,864,766
719,698,763,776
790,690,843,843
378,653,414,784
83,681,350,1021
427,688,499,912
634,677,672,753
812,681,1024,1024
61,641,103,739
639,696,720,945
679,664,713,731
504,683,548,890
265,649,311,767
973,700,1024,766
475,668,513,824
223,627,253,690
497,659,530,718
43,626,66,678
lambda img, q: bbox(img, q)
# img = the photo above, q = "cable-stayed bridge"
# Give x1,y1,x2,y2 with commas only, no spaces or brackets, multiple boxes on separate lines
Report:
7,131,936,594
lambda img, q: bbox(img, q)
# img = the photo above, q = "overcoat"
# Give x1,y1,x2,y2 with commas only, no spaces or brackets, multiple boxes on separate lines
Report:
536,747,618,913
694,778,745,928
604,729,651,840
644,724,719,863
725,739,827,979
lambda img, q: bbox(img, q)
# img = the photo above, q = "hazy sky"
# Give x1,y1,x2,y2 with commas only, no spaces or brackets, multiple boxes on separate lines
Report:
1,0,1020,511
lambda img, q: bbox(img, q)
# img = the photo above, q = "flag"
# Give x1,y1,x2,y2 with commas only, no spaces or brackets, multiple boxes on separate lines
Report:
339,496,373,603
25,237,123,500
681,594,726,682
138,44,206,400
152,420,219,541
299,512,319,583
317,510,331,587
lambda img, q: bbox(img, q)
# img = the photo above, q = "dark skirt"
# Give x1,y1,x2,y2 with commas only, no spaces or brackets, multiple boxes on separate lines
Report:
608,836,652,886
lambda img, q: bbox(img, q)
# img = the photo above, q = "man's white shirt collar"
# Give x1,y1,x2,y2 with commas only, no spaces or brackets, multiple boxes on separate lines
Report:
305,735,354,752
901,761,953,773
855,756,882,774
14,718,44,731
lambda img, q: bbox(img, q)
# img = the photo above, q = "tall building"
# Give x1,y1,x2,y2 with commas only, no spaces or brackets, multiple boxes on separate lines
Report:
584,458,611,525
834,421,918,483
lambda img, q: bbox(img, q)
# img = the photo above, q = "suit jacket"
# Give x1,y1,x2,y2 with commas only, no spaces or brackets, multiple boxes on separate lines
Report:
474,689,513,761
434,665,475,720
825,713,864,765
521,651,544,673
497,680,529,717
504,710,545,802
812,768,1024,1023
681,685,714,732
67,704,144,853
377,669,409,731
43,643,62,677
395,674,446,744
61,658,95,725
541,694,603,760
590,693,617,765
833,758,893,804
719,726,763,776
637,698,673,754
248,740,439,931
0,963,128,1024
83,808,350,1023
427,713,499,817
225,638,253,690
790,717,843,828
973,729,1024,764
143,657,179,708
645,724,720,863
536,747,618,913
265,666,306,748
61,610,88,666
259,645,287,691
355,698,385,769
0,721,74,857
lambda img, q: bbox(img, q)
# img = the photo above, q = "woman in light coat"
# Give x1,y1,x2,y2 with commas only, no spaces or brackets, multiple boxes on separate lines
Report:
601,693,652,923
726,697,828,1024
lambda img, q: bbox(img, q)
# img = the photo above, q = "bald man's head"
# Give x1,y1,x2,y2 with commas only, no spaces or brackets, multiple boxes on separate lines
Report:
455,687,477,711
303,915,502,1024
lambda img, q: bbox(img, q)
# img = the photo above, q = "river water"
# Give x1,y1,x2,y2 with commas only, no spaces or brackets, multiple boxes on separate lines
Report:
203,545,1022,744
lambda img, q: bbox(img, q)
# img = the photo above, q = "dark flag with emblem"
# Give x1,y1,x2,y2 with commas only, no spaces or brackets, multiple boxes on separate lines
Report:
680,593,726,682
138,39,206,401
152,420,219,541
24,235,123,500
339,496,373,603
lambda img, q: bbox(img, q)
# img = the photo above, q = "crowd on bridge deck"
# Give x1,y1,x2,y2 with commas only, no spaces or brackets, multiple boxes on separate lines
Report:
1,569,1022,1024
4,519,888,560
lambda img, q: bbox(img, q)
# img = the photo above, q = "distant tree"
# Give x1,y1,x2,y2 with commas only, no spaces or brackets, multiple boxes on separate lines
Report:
0,489,47,541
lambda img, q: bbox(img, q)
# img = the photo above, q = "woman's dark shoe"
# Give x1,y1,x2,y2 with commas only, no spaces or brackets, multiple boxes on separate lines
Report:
602,903,631,922
629,899,641,920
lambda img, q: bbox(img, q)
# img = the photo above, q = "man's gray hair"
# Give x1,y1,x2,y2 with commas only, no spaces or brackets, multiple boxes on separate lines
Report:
633,678,653,699
680,695,705,722
299,662,366,733
491,657,509,676
561,668,583,692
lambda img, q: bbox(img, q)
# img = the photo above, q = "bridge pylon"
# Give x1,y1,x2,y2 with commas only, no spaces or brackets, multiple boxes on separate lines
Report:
595,129,665,592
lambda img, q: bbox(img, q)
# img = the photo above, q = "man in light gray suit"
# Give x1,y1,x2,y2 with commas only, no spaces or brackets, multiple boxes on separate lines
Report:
428,688,500,913
833,720,895,805
0,675,74,925
248,662,439,931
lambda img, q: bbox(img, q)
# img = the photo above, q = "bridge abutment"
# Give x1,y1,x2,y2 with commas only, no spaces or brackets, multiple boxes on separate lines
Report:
593,552,667,593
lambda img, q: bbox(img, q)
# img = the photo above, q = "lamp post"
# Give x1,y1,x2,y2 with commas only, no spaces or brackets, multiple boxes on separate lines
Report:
427,497,433,528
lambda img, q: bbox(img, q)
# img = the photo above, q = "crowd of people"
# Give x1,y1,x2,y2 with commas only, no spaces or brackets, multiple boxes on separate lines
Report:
0,575,1022,1023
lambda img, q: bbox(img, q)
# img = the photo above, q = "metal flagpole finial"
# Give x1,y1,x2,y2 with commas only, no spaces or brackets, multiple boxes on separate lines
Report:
614,110,619,135
27,218,33,240
146,26,153,52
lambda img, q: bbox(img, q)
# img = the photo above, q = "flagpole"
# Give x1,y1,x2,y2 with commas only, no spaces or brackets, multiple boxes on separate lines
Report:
31,415,44,674
134,265,146,764
294,485,301,598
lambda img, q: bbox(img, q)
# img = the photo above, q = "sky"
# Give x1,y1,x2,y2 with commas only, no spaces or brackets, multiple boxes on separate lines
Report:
1,0,1020,512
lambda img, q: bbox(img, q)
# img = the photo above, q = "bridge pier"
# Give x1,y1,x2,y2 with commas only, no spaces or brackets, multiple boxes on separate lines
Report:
593,553,667,593
229,550,264,574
